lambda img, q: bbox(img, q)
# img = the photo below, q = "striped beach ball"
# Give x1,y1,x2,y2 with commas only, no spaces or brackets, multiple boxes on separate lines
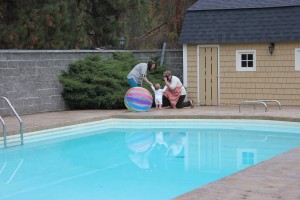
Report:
124,87,153,112
126,132,154,152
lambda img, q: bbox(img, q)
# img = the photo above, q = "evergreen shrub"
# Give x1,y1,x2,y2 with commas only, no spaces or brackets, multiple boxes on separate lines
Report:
59,52,166,109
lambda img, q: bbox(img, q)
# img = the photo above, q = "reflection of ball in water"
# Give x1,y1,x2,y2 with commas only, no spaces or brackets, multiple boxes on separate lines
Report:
124,87,153,112
126,132,154,152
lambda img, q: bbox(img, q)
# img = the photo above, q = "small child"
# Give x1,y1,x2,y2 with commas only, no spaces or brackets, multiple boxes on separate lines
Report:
150,83,167,109
150,132,168,149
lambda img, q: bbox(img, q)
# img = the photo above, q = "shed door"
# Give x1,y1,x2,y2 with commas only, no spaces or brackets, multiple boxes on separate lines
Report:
199,47,218,106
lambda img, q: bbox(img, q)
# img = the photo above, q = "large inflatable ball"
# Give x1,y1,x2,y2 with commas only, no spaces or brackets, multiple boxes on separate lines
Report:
124,87,153,112
125,132,154,152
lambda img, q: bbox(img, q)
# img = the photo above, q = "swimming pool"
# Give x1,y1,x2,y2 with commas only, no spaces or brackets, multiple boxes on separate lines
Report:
1,119,300,200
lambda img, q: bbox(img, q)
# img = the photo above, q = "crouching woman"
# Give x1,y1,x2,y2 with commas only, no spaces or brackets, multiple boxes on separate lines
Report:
162,70,194,109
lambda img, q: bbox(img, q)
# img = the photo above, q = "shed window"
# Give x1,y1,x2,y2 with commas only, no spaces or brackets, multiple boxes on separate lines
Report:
237,149,257,169
236,50,256,71
296,48,300,71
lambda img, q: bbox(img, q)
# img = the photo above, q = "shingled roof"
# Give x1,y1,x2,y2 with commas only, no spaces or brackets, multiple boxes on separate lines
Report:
179,0,300,44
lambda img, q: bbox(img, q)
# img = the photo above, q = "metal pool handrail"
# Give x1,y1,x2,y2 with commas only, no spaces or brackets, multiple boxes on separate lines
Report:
0,116,6,148
1,97,24,148
239,101,268,113
257,100,281,110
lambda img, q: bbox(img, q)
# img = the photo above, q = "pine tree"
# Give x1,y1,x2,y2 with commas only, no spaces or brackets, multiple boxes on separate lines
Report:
0,0,198,49
0,0,89,49
78,0,128,49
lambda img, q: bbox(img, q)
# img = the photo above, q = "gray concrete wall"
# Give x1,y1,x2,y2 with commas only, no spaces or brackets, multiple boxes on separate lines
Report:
0,49,183,116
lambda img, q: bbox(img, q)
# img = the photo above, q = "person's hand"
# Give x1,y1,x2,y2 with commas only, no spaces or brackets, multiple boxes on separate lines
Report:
149,82,153,86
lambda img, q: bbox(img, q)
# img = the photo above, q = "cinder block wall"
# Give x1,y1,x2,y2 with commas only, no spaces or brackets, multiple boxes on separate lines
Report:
0,49,182,115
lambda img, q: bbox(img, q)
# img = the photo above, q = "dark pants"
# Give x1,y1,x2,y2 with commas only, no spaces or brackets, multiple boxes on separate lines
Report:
162,95,191,108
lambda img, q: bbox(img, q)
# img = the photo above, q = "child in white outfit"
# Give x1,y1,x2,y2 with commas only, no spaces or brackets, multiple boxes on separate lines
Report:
151,83,167,109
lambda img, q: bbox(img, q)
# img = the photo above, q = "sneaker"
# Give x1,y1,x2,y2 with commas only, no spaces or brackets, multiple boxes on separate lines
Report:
190,99,194,108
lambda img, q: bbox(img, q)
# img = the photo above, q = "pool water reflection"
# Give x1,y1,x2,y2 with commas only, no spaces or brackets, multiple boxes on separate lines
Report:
1,119,300,200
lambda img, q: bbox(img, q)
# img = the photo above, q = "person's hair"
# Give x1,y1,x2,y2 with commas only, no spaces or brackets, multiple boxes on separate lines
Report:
163,70,172,78
147,60,156,71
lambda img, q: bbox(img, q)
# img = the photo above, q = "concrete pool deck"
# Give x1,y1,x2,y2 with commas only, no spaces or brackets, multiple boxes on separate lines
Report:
1,105,300,199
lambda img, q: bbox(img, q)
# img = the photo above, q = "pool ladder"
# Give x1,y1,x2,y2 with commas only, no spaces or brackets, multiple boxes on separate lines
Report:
239,100,281,113
0,151,24,184
0,97,24,148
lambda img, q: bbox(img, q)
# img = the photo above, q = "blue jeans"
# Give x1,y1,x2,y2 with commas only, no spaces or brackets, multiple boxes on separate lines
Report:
128,78,141,87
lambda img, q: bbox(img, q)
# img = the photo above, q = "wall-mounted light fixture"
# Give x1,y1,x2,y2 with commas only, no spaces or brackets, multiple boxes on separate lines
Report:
268,43,275,55
119,36,125,49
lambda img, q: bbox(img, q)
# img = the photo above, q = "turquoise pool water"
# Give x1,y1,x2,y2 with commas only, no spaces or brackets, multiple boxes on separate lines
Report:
1,119,300,200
